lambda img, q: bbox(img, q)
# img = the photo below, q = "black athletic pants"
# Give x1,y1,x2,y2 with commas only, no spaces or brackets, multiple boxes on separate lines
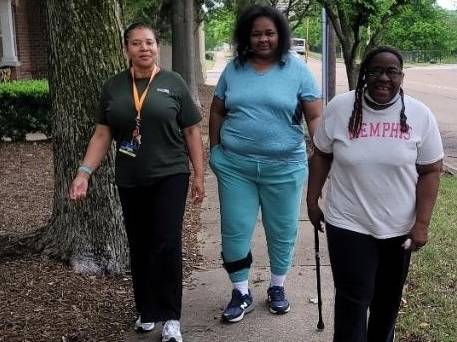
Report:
118,173,189,322
326,223,411,342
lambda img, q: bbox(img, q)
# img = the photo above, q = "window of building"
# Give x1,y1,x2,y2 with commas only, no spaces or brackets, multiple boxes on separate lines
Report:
0,0,19,66
0,24,4,59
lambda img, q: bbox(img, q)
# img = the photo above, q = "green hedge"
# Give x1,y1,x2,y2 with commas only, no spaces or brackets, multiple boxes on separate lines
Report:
0,80,51,142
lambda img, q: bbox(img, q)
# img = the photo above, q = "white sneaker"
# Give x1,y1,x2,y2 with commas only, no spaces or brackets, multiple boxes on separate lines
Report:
134,316,155,332
162,320,183,342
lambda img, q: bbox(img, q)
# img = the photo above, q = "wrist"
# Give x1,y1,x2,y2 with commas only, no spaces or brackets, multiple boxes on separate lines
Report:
412,220,429,231
78,165,93,177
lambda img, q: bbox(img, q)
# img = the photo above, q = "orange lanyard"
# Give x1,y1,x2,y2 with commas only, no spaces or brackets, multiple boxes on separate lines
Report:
130,65,159,121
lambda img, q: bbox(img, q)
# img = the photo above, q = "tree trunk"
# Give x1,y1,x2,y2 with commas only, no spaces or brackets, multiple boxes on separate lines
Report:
194,22,205,85
37,0,129,274
341,45,358,90
171,0,200,106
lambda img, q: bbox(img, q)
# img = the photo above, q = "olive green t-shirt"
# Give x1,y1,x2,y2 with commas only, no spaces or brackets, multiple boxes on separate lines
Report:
96,69,201,187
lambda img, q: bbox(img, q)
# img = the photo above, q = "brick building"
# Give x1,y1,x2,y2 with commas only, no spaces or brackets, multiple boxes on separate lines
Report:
0,1,206,82
0,0,48,80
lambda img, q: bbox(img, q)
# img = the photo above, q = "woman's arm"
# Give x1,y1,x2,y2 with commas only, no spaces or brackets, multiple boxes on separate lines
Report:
69,124,112,200
183,123,205,204
306,148,333,231
409,159,443,250
209,97,226,148
301,99,322,139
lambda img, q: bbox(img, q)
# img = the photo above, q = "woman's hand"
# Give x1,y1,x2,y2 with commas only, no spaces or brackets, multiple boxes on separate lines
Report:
69,174,90,201
407,222,428,251
68,124,112,201
308,204,325,232
191,174,205,204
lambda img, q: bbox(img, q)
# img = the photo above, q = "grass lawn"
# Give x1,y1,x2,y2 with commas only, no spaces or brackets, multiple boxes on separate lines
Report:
396,175,457,342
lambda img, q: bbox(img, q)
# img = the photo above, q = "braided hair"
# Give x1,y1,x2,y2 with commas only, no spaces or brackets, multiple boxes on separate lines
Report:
348,46,408,138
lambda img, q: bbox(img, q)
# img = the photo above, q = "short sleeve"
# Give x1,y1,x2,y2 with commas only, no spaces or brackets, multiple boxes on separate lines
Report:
313,99,337,154
298,63,321,102
95,82,109,125
175,74,202,128
416,109,444,165
214,65,229,101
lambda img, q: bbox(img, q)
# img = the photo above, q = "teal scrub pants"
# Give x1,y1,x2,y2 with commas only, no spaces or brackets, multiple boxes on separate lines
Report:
209,145,307,283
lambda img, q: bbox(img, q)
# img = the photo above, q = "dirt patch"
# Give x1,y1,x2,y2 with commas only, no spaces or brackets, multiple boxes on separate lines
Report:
0,85,214,342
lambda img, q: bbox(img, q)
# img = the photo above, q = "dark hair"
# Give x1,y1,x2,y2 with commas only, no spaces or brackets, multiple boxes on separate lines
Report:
349,46,408,138
233,5,291,66
123,23,160,46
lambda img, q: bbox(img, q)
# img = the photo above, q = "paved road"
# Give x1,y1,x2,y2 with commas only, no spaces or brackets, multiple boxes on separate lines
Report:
208,53,457,172
404,66,457,170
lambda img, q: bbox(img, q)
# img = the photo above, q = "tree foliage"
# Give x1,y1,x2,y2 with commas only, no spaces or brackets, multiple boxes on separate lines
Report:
382,0,457,52
204,6,236,49
293,2,322,51
204,0,314,50
122,0,173,40
318,0,411,89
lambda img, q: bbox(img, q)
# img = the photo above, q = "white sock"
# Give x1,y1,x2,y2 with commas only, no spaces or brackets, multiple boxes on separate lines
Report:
233,280,249,295
270,273,286,287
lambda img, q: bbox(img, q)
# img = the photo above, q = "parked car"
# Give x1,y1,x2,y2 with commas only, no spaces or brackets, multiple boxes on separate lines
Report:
291,38,306,55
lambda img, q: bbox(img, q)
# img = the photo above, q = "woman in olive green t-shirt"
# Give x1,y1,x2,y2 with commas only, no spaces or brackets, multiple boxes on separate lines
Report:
69,23,204,342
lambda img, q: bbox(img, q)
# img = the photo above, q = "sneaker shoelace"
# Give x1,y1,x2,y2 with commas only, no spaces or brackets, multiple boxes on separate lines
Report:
270,287,285,300
228,290,245,308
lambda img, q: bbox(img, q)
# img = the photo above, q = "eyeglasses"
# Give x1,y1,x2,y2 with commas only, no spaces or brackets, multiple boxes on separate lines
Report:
128,39,156,47
366,67,403,79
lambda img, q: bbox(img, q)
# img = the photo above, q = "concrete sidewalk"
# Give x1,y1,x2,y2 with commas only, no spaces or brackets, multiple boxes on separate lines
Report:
179,171,334,341
125,52,335,341
125,168,334,342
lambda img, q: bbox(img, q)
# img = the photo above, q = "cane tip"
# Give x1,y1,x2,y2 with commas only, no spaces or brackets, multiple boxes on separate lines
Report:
317,321,325,330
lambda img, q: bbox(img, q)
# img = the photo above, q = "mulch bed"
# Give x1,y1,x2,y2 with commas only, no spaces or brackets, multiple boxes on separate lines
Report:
0,85,214,342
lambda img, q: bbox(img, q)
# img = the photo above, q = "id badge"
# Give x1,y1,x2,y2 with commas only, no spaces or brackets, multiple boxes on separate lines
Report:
118,140,139,157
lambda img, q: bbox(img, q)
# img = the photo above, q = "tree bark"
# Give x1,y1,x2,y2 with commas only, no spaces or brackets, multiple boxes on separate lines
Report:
171,0,200,106
194,22,205,85
37,0,129,274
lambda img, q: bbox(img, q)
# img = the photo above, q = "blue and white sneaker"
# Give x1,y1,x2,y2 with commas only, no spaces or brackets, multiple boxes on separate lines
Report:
221,289,255,323
267,286,290,314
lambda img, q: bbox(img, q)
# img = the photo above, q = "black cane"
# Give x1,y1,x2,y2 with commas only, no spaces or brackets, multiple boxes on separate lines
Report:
314,225,325,330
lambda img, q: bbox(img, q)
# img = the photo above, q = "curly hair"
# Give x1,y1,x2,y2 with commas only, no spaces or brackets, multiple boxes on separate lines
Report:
123,22,160,46
348,46,408,138
233,5,291,66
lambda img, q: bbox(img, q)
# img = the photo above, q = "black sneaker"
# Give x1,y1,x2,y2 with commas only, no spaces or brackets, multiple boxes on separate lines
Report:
221,289,254,323
267,286,290,314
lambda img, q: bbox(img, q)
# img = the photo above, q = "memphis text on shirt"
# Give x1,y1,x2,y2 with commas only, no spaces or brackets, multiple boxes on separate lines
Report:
349,122,411,140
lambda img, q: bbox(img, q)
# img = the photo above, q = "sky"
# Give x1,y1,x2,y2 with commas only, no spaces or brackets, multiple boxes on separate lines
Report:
437,0,457,10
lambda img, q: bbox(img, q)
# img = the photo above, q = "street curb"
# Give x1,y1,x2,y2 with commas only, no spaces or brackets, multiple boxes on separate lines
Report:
443,161,457,176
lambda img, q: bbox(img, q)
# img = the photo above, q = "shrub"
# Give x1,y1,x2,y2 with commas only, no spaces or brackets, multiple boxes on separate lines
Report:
0,80,51,142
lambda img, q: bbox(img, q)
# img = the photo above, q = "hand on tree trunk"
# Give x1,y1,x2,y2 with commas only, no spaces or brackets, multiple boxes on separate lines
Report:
69,175,89,201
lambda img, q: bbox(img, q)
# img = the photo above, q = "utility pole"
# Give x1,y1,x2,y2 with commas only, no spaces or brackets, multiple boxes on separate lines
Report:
322,9,328,104
321,8,336,104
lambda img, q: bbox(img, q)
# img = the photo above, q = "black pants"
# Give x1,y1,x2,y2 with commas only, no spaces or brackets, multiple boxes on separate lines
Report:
118,173,189,322
326,223,411,342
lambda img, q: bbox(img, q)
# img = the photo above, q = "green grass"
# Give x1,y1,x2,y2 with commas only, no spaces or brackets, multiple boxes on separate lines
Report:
396,175,457,342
